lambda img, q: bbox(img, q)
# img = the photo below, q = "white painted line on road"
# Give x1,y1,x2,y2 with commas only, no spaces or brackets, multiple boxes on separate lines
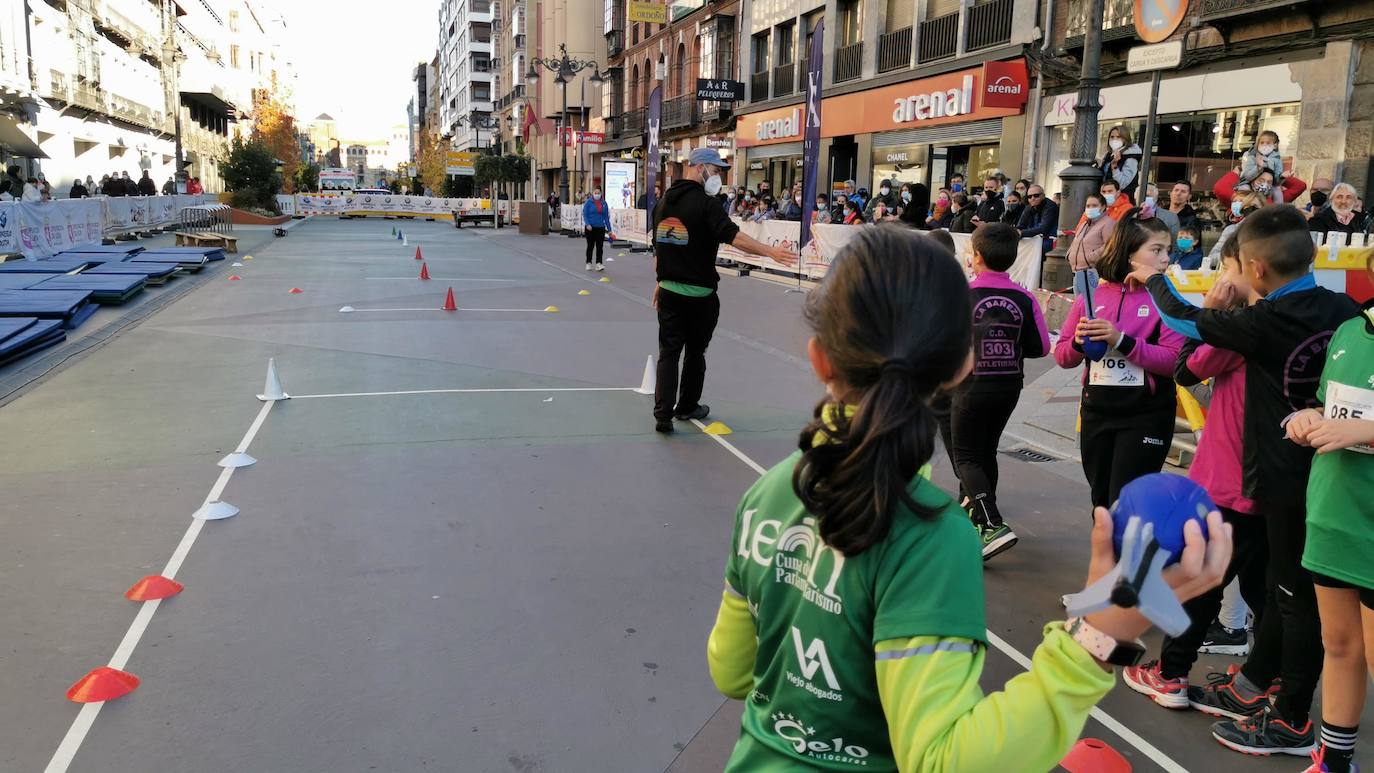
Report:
341,307,450,312
689,418,767,475
340,306,548,313
44,400,277,773
290,386,638,400
689,417,1190,773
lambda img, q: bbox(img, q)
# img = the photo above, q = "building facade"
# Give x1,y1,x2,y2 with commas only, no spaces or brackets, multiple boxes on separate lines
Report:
438,0,498,150
594,0,743,198
1035,0,1374,224
493,0,526,160
734,0,1038,197
528,0,604,198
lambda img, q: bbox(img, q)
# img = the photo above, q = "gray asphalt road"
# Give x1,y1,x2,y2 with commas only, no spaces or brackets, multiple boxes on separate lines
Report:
0,217,1363,773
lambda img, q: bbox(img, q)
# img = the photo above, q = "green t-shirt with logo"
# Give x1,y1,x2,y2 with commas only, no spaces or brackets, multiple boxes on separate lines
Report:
723,450,986,772
1304,304,1374,590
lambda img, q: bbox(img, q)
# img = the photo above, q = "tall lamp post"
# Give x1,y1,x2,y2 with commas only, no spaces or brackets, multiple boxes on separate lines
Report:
1045,0,1106,292
457,110,511,227
525,43,603,206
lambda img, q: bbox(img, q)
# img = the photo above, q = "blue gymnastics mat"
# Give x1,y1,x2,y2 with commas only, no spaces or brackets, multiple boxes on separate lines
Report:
55,245,145,257
125,254,207,272
141,247,226,261
0,290,96,329
0,259,99,273
83,263,177,285
0,317,66,366
33,274,145,304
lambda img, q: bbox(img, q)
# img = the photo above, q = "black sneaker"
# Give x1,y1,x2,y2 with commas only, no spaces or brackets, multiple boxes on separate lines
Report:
1198,620,1250,656
674,405,710,422
655,418,674,433
1211,704,1316,757
1188,664,1277,720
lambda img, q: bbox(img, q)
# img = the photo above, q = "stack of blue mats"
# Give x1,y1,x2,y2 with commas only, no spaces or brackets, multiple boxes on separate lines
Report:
83,262,177,285
0,318,66,366
56,245,145,257
0,290,96,329
31,274,145,304
140,246,226,262
0,259,99,274
126,253,208,272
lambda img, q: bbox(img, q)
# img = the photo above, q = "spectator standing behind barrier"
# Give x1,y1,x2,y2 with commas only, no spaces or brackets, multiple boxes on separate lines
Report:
864,179,897,221
69,178,89,198
972,175,1005,226
1017,185,1059,254
1098,125,1143,199
897,183,929,230
0,165,23,200
162,176,176,195
842,199,865,225
582,186,610,272
138,170,157,196
187,177,203,195
1166,180,1197,231
948,193,976,233
1000,191,1024,226
1144,183,1179,245
1309,182,1367,236
649,148,797,434
812,193,833,225
1066,193,1117,283
21,177,42,202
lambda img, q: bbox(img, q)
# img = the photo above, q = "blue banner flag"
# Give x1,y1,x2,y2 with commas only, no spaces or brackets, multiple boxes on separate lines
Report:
799,20,825,253
645,85,663,222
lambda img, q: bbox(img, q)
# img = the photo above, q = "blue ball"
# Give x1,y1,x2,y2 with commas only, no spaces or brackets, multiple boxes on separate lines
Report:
1083,339,1110,361
1111,473,1214,566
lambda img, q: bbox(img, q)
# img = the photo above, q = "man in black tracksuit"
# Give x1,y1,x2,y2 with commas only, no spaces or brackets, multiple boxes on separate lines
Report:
972,175,1005,227
650,147,797,434
1137,205,1361,755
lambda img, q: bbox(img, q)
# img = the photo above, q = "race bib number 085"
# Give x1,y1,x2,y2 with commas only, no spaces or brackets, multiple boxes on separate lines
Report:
1326,381,1374,455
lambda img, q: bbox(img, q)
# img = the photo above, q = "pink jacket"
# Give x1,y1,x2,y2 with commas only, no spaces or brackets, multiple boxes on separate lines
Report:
1055,281,1186,415
1183,345,1256,515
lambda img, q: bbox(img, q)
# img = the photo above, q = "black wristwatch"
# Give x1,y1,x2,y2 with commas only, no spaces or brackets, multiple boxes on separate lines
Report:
1066,617,1147,667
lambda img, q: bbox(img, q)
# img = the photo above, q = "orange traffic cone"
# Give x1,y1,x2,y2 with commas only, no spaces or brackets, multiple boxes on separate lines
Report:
442,287,457,311
125,575,184,602
288,287,303,294
415,245,423,260
419,263,430,280
228,275,241,281
1061,739,1131,773
66,666,140,703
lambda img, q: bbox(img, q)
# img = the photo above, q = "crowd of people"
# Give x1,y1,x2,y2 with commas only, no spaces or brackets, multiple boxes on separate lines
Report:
691,125,1374,772
0,166,203,202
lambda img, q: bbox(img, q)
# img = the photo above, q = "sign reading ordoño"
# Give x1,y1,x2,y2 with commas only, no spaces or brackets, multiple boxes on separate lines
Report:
696,78,745,102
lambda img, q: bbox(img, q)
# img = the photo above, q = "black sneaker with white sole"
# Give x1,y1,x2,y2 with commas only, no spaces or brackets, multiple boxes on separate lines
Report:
1198,620,1250,656
674,405,710,422
655,418,674,433
1211,705,1316,757
978,522,1018,561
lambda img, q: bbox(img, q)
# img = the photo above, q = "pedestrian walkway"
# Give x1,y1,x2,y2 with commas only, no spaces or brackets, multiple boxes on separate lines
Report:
0,217,1362,773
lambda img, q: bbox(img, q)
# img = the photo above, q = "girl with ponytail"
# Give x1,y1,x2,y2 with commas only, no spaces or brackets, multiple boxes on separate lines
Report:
1055,208,1185,509
708,226,1229,771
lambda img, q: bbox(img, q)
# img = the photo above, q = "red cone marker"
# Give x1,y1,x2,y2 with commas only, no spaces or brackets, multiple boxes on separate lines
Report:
228,275,241,281
442,287,457,311
66,667,140,703
1061,739,1130,773
415,245,423,261
419,263,430,280
288,287,303,294
125,575,184,602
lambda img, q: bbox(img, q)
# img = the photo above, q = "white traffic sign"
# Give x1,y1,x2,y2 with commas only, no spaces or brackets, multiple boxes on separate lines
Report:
1127,40,1184,74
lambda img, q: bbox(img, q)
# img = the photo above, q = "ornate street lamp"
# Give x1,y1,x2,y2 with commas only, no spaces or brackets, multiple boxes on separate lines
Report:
525,43,603,205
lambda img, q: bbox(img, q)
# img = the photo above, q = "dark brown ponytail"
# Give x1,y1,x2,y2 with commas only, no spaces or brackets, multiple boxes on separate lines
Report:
792,226,973,556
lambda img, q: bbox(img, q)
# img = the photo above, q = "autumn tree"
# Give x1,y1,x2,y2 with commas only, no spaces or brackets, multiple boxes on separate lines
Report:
250,74,304,193
414,127,449,195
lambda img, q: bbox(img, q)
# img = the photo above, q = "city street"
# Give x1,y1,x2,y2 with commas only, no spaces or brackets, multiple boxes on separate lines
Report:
2,217,1366,772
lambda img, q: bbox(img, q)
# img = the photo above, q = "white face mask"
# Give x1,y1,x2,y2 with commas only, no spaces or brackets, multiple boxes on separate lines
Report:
1257,144,1275,155
704,173,722,196
1085,207,1103,220
1109,139,1124,151
592,193,601,201
1104,192,1117,205
879,187,889,195
1144,196,1156,209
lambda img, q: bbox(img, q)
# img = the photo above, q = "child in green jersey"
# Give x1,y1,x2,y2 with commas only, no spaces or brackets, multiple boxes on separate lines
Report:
706,225,1231,772
1285,250,1374,773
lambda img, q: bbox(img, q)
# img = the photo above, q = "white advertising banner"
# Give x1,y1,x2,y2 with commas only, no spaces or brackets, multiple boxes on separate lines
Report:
10,199,107,258
275,195,297,216
604,161,638,210
609,208,648,244
561,205,584,233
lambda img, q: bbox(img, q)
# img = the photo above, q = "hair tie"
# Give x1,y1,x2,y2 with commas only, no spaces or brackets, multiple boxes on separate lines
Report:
880,359,915,378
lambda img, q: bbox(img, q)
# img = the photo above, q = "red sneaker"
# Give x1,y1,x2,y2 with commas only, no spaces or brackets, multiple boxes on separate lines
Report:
1123,660,1189,709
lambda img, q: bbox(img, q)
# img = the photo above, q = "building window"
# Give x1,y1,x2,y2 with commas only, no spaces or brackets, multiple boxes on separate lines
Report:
776,21,794,66
751,31,769,74
672,42,685,95
838,0,862,45
229,10,239,32
230,45,240,68
926,0,959,19
886,0,913,32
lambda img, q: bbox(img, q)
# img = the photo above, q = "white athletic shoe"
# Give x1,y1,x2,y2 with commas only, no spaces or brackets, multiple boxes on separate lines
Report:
596,264,605,272
585,263,593,271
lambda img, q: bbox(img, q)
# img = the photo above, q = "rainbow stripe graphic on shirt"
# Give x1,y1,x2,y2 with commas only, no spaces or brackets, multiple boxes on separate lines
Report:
655,217,689,245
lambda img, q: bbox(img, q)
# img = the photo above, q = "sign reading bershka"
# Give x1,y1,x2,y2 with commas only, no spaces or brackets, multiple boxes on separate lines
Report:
696,78,744,101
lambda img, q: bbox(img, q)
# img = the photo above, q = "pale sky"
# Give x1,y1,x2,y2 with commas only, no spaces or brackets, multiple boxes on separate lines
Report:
282,0,438,141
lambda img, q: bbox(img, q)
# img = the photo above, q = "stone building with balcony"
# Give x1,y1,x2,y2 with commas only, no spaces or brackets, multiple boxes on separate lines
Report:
735,0,1039,195
592,0,741,196
1034,0,1374,236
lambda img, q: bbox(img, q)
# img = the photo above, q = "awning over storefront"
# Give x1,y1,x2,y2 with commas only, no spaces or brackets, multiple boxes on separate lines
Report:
744,141,802,159
180,89,238,120
0,116,49,159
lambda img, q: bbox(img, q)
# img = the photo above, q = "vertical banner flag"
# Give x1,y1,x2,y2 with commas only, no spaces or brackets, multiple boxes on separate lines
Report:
645,85,663,226
799,20,825,252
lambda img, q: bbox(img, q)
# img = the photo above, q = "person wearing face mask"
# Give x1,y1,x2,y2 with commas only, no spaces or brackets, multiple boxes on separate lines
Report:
897,182,929,229
1170,225,1204,270
1206,192,1266,267
1067,193,1118,285
972,175,1006,226
1303,178,1333,219
1000,191,1024,226
582,187,611,271
1142,183,1178,245
650,148,798,434
1237,131,1284,193
928,189,954,229
830,192,849,223
1309,182,1368,236
813,193,833,224
1094,179,1133,222
781,190,803,221
863,179,898,221
1097,125,1143,200
948,173,966,195
948,193,976,234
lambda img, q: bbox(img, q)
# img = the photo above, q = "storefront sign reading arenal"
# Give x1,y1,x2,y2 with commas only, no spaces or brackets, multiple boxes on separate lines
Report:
735,59,1029,148
696,78,745,102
